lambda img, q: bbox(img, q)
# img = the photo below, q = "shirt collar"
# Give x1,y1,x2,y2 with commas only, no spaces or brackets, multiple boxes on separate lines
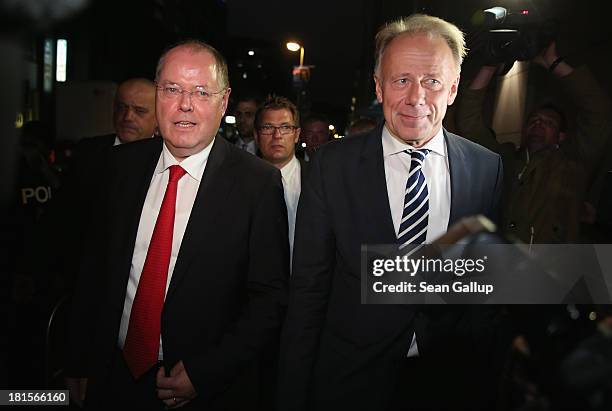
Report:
114,134,155,146
382,124,446,158
159,138,214,182
280,155,299,180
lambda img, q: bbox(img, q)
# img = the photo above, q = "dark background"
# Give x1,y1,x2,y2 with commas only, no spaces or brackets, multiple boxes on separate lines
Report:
3,0,612,141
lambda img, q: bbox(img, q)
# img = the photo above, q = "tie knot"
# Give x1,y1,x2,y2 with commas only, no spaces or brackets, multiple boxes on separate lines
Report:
405,148,430,161
168,165,187,183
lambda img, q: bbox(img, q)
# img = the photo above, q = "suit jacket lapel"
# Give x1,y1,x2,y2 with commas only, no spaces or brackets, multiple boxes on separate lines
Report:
356,127,397,245
298,157,308,187
445,130,470,226
165,138,235,300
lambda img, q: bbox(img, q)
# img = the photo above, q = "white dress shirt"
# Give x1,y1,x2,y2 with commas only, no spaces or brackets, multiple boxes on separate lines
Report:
382,125,451,356
118,139,214,358
280,155,302,272
235,137,257,155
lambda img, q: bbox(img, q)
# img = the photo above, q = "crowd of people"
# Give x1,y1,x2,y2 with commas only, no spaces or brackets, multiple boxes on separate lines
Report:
6,11,612,411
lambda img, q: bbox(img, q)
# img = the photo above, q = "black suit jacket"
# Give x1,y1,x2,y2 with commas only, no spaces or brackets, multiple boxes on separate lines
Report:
278,126,505,410
298,157,309,187
68,137,289,409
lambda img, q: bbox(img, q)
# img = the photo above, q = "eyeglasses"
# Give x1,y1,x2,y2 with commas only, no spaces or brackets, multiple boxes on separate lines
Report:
156,83,226,102
258,125,297,135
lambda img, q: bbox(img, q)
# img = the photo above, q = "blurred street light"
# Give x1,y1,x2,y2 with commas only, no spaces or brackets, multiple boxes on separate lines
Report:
286,41,304,67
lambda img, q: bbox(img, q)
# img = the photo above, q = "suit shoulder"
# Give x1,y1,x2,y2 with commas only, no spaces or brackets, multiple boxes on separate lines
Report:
447,131,501,161
111,137,161,159
75,134,115,153
315,128,375,161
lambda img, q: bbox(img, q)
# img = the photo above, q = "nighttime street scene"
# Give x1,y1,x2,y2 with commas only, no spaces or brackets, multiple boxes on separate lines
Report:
2,0,612,410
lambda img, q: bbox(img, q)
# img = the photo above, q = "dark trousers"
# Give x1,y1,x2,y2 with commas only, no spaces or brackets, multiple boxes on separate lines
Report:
388,357,437,411
388,356,495,411
85,349,165,411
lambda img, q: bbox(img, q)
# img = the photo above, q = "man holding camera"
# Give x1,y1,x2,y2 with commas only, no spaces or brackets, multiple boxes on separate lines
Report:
457,42,612,244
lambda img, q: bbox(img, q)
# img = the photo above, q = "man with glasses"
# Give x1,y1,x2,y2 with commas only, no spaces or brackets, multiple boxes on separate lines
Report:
66,40,289,410
254,95,306,266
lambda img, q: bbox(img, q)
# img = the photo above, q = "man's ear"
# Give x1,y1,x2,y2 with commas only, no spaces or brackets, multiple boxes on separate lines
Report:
558,131,567,143
374,74,383,103
221,87,232,114
294,128,301,144
447,74,460,106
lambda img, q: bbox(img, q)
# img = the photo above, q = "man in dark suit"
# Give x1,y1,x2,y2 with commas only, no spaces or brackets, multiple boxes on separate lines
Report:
66,40,289,410
38,78,159,295
299,114,331,162
233,95,260,155
77,77,158,153
279,14,505,411
68,77,158,220
254,95,307,267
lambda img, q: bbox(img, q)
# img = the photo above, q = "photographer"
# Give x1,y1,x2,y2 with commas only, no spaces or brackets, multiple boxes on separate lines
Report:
457,42,612,244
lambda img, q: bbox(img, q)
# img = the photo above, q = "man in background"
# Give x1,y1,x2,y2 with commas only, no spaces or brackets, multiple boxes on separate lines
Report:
456,42,612,244
300,114,330,160
80,77,157,151
233,95,259,155
254,95,306,266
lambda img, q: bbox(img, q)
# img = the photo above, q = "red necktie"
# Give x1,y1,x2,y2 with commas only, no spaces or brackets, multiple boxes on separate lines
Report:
123,165,187,379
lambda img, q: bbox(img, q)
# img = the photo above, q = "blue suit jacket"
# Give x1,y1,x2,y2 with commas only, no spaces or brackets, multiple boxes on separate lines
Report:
278,125,505,410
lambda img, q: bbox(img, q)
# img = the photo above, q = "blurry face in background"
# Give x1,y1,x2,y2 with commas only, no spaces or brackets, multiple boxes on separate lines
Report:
156,46,230,160
255,108,300,169
301,120,330,153
235,100,257,139
374,33,459,147
523,109,563,153
113,80,157,143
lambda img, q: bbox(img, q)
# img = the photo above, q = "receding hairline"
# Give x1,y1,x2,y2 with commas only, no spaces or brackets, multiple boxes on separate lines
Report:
154,42,229,89
374,14,467,77
156,45,216,79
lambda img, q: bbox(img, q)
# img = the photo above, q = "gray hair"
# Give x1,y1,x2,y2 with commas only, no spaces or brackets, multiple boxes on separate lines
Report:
374,14,467,76
155,39,230,90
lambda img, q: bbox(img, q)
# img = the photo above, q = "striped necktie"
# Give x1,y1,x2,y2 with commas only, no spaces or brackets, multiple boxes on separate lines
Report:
397,149,430,249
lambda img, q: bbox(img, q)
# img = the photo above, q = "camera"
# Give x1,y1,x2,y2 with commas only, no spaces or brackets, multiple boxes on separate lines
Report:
480,6,555,66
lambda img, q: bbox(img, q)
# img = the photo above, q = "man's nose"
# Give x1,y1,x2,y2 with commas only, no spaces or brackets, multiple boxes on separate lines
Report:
179,91,193,111
123,107,136,121
405,83,425,106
